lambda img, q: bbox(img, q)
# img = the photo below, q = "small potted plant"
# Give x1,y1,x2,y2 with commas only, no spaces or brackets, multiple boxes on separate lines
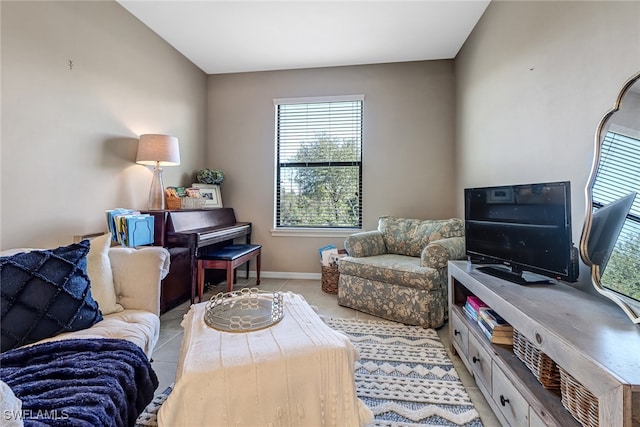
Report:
196,168,224,185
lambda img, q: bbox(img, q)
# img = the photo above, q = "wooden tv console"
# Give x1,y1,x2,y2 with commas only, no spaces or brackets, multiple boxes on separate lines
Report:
448,261,640,427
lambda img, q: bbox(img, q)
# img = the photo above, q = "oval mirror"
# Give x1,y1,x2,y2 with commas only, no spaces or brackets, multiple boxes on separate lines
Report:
580,71,640,324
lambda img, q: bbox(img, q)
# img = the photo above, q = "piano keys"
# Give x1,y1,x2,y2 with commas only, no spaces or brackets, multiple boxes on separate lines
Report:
166,210,250,248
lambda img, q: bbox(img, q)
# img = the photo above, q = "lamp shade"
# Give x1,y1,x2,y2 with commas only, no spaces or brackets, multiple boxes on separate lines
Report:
136,134,181,166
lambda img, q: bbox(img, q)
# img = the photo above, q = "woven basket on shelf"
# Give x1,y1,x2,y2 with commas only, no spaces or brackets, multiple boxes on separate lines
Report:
559,367,599,427
513,329,561,391
166,197,206,210
166,197,182,210
181,197,205,209
321,264,340,294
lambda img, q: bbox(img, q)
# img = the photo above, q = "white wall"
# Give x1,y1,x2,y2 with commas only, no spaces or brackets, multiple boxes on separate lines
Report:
455,0,640,292
4,0,638,283
1,1,207,249
207,61,457,274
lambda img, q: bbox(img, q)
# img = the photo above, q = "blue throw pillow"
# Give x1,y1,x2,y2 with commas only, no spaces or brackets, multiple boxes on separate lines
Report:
0,240,103,352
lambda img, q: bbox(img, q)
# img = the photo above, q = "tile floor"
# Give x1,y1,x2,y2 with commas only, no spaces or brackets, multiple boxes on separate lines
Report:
151,277,501,426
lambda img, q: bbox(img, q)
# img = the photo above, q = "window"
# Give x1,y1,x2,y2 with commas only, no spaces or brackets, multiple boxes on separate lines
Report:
592,130,640,301
274,95,363,230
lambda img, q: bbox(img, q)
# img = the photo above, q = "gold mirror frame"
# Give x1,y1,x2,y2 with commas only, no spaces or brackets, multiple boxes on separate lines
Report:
580,71,640,325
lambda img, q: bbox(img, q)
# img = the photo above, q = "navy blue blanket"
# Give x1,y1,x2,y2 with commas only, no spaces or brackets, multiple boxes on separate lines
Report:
0,338,158,427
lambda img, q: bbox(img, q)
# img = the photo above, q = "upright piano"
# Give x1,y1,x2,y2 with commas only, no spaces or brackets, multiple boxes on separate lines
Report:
143,208,251,312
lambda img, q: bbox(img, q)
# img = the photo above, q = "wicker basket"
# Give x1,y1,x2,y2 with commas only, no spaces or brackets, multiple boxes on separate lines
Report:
181,197,205,209
166,197,206,210
321,264,340,294
166,197,182,210
559,367,599,427
513,329,561,391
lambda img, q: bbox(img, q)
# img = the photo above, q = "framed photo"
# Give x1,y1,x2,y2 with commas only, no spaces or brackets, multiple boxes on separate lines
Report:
192,183,223,208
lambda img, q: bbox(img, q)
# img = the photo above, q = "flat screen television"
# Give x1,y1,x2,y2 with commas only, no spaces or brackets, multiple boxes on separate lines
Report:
465,181,578,285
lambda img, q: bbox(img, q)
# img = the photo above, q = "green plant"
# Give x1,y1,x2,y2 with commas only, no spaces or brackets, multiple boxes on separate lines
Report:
196,168,224,185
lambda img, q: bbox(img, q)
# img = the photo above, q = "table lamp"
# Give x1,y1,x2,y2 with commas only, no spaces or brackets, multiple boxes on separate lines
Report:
136,134,180,210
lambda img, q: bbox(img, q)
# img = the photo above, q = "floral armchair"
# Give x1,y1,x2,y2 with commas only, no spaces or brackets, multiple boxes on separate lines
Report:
337,216,465,328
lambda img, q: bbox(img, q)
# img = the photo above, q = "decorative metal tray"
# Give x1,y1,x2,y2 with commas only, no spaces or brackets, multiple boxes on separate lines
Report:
204,288,284,332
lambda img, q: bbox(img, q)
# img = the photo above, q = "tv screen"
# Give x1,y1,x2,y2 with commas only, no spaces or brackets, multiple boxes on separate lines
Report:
465,181,578,285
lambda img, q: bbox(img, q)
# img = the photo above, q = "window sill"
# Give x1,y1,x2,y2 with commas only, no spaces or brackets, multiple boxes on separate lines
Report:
270,228,361,238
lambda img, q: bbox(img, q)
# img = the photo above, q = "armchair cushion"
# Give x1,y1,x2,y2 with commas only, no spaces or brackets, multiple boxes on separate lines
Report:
344,230,386,258
0,241,102,352
378,216,464,257
422,236,466,269
339,254,445,291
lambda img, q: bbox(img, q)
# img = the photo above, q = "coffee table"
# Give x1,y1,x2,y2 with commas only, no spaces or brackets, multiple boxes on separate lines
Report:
158,291,373,427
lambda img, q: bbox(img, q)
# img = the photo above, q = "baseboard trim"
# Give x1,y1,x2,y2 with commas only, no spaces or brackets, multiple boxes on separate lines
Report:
247,271,322,280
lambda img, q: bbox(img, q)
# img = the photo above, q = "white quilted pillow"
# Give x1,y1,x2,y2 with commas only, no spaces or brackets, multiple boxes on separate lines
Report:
87,233,124,315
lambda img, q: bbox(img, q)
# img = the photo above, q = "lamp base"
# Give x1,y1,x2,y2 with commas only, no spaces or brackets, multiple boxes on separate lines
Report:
148,164,166,210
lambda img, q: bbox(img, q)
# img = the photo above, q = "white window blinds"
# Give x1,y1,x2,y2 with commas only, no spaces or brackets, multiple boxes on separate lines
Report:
274,96,363,228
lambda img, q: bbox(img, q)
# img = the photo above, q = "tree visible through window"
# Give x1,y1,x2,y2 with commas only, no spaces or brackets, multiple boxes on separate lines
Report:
274,96,363,229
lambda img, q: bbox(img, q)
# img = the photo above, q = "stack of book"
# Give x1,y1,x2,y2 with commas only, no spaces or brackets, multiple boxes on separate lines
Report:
477,307,513,345
463,296,488,322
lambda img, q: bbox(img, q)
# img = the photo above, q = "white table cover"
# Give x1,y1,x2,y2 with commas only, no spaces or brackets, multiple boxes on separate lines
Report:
158,292,373,427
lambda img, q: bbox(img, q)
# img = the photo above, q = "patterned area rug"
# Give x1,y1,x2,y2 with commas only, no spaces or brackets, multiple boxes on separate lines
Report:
135,318,483,427
135,385,172,426
325,318,482,427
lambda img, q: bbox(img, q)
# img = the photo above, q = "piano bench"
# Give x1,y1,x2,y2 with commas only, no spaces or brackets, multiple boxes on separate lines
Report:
197,244,262,301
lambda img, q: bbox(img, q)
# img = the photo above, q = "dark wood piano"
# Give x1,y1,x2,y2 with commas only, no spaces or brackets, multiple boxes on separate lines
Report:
143,208,251,313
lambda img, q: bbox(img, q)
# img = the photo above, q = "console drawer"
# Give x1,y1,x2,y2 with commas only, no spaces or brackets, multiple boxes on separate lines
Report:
468,333,492,390
492,363,529,427
529,408,545,427
451,310,469,357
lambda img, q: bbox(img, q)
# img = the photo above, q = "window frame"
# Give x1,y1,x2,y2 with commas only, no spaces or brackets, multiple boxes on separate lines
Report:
272,95,364,236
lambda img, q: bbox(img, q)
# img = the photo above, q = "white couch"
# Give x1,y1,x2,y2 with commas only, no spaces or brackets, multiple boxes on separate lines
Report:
0,236,170,358
38,245,170,357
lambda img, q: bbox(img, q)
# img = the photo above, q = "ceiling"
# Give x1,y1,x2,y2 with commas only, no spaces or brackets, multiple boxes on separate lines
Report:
117,1,491,75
